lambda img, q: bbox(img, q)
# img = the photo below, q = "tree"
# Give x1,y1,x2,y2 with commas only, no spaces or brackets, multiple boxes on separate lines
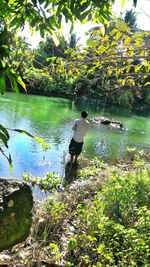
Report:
124,9,137,30
0,20,26,94
40,20,149,107
34,31,80,69
0,0,139,92
69,32,80,49
34,33,68,68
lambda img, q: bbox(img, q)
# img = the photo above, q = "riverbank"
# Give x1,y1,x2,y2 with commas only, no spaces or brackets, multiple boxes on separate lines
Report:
12,85,150,113
0,154,150,267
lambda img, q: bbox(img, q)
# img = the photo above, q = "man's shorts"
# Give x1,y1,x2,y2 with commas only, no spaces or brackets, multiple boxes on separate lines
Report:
69,138,83,155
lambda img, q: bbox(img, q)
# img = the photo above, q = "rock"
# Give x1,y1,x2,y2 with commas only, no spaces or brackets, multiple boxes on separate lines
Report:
37,218,46,236
92,116,123,128
0,253,11,265
110,120,123,128
110,122,123,129
0,179,33,252
93,116,111,125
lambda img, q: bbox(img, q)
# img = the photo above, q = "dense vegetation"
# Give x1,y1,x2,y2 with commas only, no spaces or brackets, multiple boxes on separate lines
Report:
1,19,149,109
25,21,150,109
5,155,150,266
0,1,150,265
0,0,149,110
43,162,150,266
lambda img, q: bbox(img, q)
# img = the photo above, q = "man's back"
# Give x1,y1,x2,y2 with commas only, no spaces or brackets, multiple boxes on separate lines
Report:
72,118,89,143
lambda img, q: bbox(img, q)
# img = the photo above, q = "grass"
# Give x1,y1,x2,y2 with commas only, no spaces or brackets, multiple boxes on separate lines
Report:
2,155,150,266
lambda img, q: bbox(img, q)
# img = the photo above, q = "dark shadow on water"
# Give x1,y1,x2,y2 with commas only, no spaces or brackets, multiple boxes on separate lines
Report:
64,162,78,183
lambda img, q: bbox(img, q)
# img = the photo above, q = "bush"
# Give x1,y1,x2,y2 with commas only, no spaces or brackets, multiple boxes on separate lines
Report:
65,168,150,266
39,164,150,266
25,67,75,97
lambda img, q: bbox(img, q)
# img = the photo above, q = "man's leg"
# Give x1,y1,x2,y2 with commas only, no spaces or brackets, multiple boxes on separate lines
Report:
70,154,74,162
74,154,79,163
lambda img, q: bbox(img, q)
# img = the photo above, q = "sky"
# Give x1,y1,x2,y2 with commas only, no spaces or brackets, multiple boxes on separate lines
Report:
19,0,150,47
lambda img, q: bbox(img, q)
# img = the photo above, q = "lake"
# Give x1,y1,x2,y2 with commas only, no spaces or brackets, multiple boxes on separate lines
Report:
0,92,150,181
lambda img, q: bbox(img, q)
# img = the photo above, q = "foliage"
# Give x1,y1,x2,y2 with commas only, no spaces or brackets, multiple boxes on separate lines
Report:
124,9,137,30
0,0,145,99
26,67,74,96
23,171,61,192
33,32,79,69
0,0,116,36
0,0,138,34
0,20,26,93
0,124,12,172
32,158,150,266
73,21,150,107
126,147,150,165
29,20,150,108
0,0,138,92
0,125,48,170
9,35,34,76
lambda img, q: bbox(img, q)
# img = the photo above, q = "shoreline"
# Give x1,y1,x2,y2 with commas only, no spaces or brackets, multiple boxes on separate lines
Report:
1,155,150,266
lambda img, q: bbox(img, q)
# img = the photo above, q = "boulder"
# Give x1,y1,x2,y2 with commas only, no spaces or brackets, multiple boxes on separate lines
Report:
0,179,33,252
92,116,123,128
93,116,111,125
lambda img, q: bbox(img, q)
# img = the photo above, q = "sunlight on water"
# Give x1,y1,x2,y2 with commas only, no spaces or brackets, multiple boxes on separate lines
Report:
0,93,150,184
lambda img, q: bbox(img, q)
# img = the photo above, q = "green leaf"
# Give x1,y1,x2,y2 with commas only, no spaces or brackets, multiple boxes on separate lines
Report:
8,73,19,93
38,0,45,4
0,124,9,139
17,75,26,91
115,32,122,40
40,24,45,38
34,136,50,151
0,132,9,148
10,17,20,28
8,154,13,173
6,66,26,92
13,129,34,138
0,73,6,93
80,10,89,22
34,136,44,143
121,0,126,7
145,82,150,86
46,56,57,64
1,60,6,68
100,24,105,36
51,31,60,46
49,243,59,252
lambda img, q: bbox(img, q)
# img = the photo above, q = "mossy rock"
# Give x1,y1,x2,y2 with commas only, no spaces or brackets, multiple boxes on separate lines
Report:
92,116,123,128
0,179,33,252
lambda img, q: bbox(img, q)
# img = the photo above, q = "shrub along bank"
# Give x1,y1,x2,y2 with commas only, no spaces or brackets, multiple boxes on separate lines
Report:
2,156,150,267
24,66,150,111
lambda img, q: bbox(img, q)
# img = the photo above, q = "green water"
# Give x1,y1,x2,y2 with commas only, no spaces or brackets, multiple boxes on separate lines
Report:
0,92,150,181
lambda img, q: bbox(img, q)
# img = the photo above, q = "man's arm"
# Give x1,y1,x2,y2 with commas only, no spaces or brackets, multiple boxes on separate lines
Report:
72,120,77,131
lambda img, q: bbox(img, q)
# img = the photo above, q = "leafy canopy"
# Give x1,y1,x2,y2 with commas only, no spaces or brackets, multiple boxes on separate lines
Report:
0,0,138,93
1,0,137,35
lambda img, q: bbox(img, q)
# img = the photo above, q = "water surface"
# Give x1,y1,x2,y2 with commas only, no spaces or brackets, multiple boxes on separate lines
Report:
0,93,150,181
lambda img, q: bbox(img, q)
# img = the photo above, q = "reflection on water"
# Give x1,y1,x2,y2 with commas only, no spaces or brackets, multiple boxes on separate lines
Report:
0,93,150,181
94,138,110,158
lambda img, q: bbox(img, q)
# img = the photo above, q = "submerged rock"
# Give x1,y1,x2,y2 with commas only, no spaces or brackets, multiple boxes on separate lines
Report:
0,179,33,252
92,116,123,129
